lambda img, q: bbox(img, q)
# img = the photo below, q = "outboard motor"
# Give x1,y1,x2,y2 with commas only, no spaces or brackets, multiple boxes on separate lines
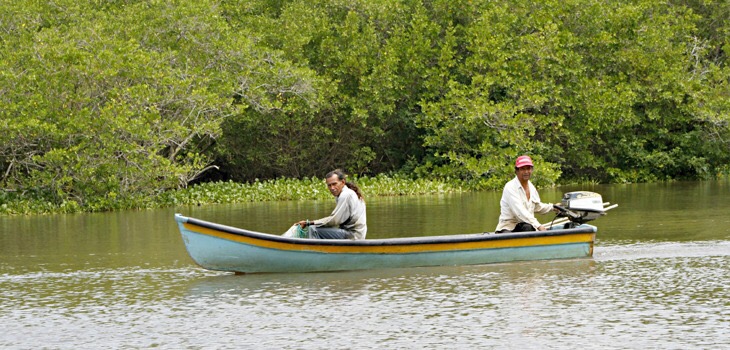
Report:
554,191,606,228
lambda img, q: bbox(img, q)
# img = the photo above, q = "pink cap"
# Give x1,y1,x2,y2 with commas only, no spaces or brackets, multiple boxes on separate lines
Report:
515,155,534,168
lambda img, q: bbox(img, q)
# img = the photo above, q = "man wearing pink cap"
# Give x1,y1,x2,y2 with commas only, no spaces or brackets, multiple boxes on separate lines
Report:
495,155,556,233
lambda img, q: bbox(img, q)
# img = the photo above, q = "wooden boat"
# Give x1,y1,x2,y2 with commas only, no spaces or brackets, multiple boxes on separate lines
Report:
175,213,598,274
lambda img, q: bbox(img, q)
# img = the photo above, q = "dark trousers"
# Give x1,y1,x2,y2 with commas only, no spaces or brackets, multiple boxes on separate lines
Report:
512,222,536,232
497,222,536,233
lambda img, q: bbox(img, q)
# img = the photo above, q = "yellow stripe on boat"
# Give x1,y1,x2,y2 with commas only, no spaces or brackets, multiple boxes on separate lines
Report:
182,222,593,254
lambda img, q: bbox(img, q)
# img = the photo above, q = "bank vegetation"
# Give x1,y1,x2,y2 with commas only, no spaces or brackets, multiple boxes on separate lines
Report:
1,0,728,214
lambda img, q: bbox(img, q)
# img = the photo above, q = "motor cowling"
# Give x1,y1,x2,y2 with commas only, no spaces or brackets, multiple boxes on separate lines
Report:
556,191,605,225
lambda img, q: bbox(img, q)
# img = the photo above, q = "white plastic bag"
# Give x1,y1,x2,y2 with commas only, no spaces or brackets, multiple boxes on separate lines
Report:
282,224,308,238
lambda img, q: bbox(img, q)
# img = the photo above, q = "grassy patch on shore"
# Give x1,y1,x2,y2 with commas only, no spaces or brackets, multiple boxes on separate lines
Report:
0,175,465,215
161,175,465,206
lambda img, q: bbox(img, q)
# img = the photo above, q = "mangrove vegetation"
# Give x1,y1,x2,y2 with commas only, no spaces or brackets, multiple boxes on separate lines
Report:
1,0,729,214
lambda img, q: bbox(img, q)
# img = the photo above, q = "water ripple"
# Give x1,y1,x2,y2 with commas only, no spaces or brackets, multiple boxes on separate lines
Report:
1,245,728,349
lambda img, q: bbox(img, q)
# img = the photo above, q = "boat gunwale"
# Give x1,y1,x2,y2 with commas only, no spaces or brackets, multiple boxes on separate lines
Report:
175,214,596,247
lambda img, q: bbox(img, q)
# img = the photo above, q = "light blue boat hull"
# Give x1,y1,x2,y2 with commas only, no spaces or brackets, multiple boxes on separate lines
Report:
176,214,596,274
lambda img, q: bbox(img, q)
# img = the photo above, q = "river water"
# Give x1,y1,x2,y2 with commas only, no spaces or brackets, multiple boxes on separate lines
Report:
1,180,729,349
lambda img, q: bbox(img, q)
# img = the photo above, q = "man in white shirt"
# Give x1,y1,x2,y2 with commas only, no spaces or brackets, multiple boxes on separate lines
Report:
495,156,556,233
296,169,367,239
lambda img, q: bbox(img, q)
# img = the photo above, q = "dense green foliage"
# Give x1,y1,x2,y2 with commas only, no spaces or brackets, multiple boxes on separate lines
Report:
1,0,728,213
